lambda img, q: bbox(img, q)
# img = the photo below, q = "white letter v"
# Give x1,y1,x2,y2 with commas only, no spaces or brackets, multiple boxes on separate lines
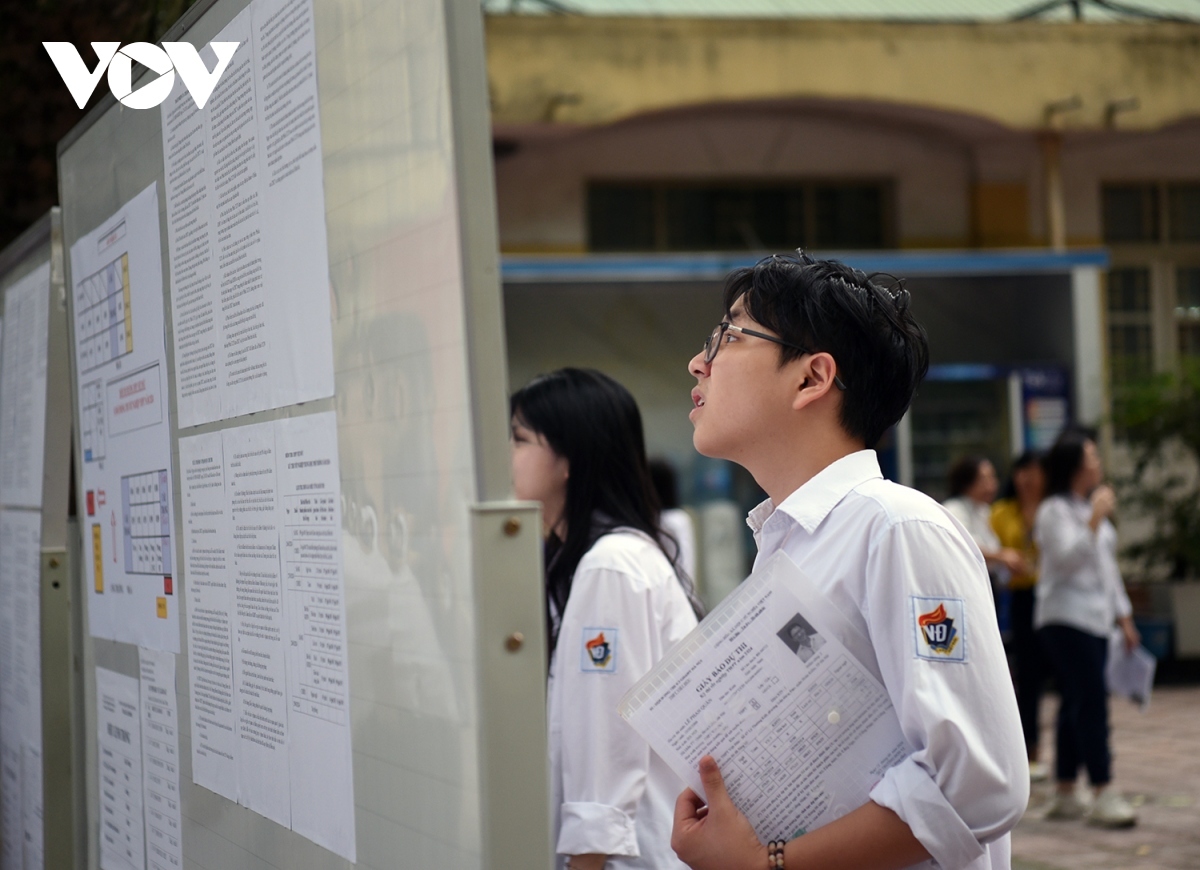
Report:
43,42,121,109
163,42,240,110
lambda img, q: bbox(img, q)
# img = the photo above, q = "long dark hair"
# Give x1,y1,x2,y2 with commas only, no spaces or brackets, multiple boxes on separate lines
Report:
510,368,703,654
947,454,989,499
1044,428,1097,497
1000,449,1044,500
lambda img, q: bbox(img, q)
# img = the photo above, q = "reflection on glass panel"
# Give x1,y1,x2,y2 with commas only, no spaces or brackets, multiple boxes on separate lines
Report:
1109,324,1154,383
1177,267,1200,314
1168,185,1200,242
588,185,656,251
814,184,884,249
587,181,883,252
663,186,803,250
907,379,1010,502
1103,184,1159,243
1108,267,1152,313
1181,324,1200,359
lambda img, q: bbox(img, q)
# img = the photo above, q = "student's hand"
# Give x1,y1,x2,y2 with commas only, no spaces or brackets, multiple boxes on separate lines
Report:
1119,615,1141,654
1090,485,1117,526
671,755,766,870
995,547,1028,575
565,854,606,870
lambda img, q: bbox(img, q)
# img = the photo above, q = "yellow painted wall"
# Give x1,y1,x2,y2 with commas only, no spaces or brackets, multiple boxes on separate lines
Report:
485,17,1200,132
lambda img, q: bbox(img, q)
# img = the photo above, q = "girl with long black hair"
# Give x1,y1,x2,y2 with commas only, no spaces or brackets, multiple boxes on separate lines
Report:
510,368,702,870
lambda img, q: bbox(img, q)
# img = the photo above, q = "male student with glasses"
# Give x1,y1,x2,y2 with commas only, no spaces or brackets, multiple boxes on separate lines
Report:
672,252,1027,870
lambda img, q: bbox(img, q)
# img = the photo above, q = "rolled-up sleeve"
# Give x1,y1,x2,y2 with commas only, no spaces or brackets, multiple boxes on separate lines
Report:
554,564,657,858
864,519,1029,870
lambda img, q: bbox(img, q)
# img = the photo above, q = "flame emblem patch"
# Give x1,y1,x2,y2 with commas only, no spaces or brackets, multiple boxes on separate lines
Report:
581,627,618,673
912,597,967,662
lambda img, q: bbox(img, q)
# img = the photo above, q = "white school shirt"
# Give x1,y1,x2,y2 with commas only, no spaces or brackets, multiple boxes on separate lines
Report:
942,497,1001,556
548,529,698,870
747,451,1027,870
1032,494,1132,638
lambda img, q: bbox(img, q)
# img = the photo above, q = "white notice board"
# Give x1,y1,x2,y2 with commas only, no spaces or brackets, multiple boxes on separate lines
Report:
0,209,78,870
57,0,549,869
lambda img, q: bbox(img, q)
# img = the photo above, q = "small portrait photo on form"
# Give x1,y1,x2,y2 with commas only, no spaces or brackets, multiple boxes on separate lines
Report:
777,613,826,665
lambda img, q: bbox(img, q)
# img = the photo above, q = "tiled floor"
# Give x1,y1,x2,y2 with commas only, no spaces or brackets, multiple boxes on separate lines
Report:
1011,686,1200,870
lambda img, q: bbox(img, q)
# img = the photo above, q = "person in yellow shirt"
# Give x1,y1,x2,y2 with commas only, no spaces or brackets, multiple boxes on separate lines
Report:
991,450,1047,782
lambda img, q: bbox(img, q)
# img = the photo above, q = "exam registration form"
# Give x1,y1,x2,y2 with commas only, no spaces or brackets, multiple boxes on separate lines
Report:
620,552,911,841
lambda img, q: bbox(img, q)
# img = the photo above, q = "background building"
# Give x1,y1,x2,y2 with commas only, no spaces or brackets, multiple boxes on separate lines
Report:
484,0,1200,594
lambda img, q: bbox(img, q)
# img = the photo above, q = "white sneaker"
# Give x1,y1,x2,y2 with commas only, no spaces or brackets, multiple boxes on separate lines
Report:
1029,761,1049,783
1089,790,1137,828
1044,791,1088,820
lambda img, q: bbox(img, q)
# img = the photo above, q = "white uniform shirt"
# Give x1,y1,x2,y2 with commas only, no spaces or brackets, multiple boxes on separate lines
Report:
548,529,699,869
1033,494,1132,638
942,497,1001,555
660,507,698,583
747,451,1027,870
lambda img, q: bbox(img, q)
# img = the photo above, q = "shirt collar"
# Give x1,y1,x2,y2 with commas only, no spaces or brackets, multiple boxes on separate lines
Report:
746,450,884,535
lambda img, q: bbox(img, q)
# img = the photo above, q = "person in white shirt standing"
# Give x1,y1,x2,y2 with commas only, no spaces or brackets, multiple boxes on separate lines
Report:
671,251,1028,870
943,455,1030,584
1034,428,1140,828
510,368,703,870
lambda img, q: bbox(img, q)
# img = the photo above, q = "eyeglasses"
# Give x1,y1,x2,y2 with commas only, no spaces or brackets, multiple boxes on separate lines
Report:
702,321,847,391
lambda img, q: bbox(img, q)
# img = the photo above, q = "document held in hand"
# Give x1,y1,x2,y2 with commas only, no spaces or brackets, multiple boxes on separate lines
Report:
618,551,911,841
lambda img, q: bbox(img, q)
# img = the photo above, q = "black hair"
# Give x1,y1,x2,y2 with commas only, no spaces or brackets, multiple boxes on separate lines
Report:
648,458,680,510
947,454,990,499
1000,449,1044,500
510,368,703,656
1044,427,1098,497
722,250,930,448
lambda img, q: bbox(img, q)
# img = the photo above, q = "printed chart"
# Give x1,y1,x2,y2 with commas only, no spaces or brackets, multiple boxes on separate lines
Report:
71,184,180,653
75,253,133,374
123,470,172,576
80,379,106,463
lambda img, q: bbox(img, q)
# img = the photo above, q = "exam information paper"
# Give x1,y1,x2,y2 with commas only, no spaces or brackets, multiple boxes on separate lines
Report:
178,410,354,861
0,260,50,510
96,668,144,870
70,183,180,653
620,551,910,842
160,0,335,429
0,510,44,870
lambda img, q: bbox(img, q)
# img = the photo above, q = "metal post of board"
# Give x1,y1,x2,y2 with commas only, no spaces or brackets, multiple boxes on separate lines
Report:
445,0,514,504
42,206,84,870
40,546,77,869
470,502,553,870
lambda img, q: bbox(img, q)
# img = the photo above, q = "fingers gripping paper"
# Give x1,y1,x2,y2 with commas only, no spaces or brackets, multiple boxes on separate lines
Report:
618,552,911,841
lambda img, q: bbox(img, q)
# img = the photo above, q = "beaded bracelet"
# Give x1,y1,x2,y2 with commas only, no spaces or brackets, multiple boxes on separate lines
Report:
768,839,786,869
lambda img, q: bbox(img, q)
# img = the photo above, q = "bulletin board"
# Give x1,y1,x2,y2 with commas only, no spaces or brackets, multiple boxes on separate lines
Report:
0,209,81,870
56,1,549,868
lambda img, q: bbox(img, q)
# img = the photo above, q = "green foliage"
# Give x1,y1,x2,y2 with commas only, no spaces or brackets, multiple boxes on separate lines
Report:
1113,362,1200,580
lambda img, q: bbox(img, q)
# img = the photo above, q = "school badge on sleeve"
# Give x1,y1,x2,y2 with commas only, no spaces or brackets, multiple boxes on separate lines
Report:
912,597,967,662
581,628,618,673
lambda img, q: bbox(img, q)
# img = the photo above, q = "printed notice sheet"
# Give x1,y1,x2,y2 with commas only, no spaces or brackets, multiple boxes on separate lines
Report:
179,410,354,859
139,649,182,870
96,668,144,870
619,552,911,841
0,510,44,870
0,261,51,509
70,183,179,652
160,0,334,428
